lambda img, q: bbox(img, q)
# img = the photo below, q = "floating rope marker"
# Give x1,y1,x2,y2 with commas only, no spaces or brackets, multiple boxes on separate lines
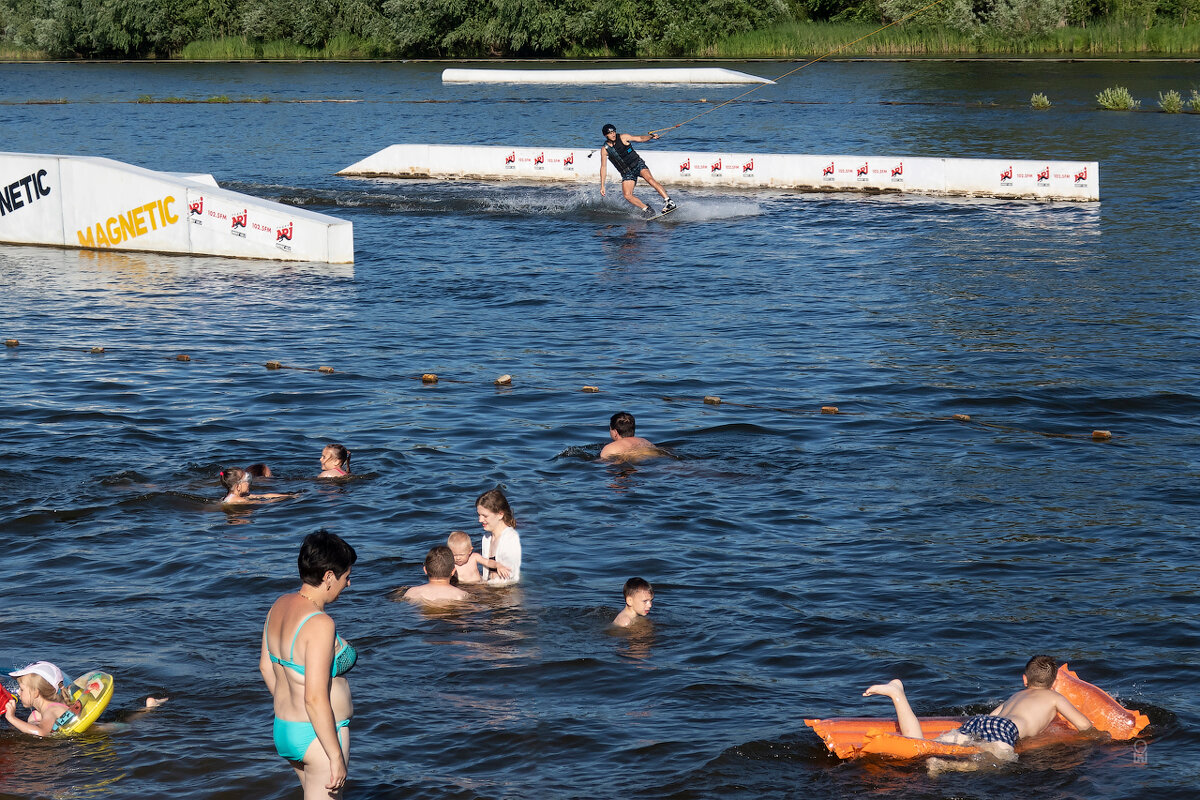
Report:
176,354,190,362
1092,430,1113,440
318,366,335,374
90,346,105,354
582,385,600,393
954,413,971,421
704,396,721,405
421,373,438,383
5,339,17,347
495,374,513,385
265,361,283,370
821,406,840,414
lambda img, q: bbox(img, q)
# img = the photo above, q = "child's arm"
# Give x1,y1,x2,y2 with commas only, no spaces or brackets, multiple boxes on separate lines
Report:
479,556,512,579
1054,692,1094,732
5,699,59,737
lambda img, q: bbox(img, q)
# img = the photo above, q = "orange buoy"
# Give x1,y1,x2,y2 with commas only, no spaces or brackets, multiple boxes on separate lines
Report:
176,354,190,362
1091,430,1112,440
495,374,513,385
953,413,970,422
421,373,438,383
582,385,600,393
90,346,105,354
703,395,721,405
821,406,839,414
265,361,282,370
5,339,18,347
318,366,335,374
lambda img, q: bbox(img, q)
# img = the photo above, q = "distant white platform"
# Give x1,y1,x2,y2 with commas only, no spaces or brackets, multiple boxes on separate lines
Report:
441,67,774,85
339,144,1100,202
0,152,354,263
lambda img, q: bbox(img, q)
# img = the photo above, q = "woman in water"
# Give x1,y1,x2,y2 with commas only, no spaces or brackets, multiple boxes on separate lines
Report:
476,488,521,585
219,467,289,505
318,444,351,478
260,530,357,799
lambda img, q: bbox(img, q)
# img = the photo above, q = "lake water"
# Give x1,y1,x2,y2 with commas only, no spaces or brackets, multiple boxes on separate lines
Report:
0,59,1197,799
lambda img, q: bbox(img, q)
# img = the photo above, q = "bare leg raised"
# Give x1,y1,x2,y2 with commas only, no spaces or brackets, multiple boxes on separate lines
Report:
863,679,924,739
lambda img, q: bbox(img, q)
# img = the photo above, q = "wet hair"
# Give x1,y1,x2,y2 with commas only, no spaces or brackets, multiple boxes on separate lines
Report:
447,530,471,550
17,673,71,705
610,411,636,438
1024,654,1058,688
424,545,456,579
246,463,272,478
623,577,653,599
322,444,351,471
298,529,357,585
219,467,249,492
476,487,516,528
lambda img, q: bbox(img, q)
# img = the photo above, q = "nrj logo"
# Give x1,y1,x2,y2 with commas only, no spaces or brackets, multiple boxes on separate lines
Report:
563,153,574,167
1037,167,1050,182
504,152,516,165
276,223,293,242
891,162,903,177
231,209,248,229
1000,166,1013,182
1074,167,1087,183
189,198,203,216
743,159,754,174
711,158,722,173
823,162,835,177
533,152,544,167
857,162,869,177
680,158,691,173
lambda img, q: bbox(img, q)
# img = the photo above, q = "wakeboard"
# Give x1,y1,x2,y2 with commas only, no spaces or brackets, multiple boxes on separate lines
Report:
645,205,678,221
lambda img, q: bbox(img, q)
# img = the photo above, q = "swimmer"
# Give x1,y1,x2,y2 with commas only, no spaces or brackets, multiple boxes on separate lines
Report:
599,411,660,461
404,546,470,605
219,468,291,505
318,444,351,478
4,662,76,737
247,463,273,478
863,655,1094,773
476,488,521,585
599,123,676,217
447,531,484,585
612,577,654,628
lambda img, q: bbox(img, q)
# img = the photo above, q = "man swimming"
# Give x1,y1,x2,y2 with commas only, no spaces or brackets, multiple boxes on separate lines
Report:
599,123,675,217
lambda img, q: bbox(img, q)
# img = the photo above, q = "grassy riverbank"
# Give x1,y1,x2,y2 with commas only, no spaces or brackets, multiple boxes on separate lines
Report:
3,19,1199,61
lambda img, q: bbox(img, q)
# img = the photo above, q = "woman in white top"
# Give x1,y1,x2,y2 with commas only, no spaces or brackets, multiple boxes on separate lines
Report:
475,488,521,585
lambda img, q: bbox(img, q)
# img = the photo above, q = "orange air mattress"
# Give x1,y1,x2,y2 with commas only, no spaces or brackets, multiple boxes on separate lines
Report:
805,664,1149,760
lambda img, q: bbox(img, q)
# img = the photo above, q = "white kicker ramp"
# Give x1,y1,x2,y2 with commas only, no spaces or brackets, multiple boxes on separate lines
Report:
340,144,1099,202
0,153,353,263
442,68,774,85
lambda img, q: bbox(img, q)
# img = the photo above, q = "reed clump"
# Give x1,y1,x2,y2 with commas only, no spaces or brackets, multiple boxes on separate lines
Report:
1096,86,1140,110
1191,89,1200,112
1157,89,1183,113
1031,92,1051,109
177,34,383,60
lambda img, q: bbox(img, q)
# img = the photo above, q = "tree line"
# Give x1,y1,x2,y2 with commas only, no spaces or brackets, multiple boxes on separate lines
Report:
1,0,1195,58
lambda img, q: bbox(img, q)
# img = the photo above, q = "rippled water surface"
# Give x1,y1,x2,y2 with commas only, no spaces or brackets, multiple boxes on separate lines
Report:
0,60,1197,799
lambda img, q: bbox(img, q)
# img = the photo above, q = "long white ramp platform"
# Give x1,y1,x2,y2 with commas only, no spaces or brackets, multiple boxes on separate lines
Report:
340,144,1098,202
442,68,774,85
0,153,354,262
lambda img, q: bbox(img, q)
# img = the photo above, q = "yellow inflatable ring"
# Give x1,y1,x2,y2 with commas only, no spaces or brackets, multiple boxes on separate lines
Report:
56,670,113,736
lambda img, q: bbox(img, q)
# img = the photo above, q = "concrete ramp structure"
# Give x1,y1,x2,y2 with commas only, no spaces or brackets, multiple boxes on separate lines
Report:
442,67,774,85
340,144,1099,202
0,152,353,263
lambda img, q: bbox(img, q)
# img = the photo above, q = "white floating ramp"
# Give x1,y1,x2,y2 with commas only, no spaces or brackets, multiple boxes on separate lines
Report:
339,144,1099,202
441,68,774,85
0,152,353,263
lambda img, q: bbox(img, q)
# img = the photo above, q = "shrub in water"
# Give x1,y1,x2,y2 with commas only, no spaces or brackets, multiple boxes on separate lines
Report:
1158,90,1183,113
1031,92,1051,109
1096,86,1139,110
1191,89,1200,111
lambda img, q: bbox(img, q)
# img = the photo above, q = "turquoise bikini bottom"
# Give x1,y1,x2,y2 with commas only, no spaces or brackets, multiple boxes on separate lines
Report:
273,716,350,762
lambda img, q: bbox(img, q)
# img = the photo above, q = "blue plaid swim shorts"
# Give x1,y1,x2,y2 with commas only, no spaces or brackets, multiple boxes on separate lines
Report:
957,715,1019,747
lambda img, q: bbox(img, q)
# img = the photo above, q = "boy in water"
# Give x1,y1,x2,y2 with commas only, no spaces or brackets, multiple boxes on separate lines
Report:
404,546,470,604
600,411,660,461
612,577,654,628
598,123,675,217
864,655,1093,770
447,530,484,585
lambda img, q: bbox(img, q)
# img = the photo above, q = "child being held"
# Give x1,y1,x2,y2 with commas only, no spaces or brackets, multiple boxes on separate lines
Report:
448,530,484,585
404,546,470,605
612,577,654,628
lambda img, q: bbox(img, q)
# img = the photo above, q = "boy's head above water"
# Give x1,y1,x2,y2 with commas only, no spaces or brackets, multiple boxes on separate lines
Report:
623,577,654,616
424,545,456,580
1024,654,1057,688
447,531,473,565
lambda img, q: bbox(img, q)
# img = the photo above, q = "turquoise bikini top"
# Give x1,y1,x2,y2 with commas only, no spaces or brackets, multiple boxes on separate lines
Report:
268,611,357,677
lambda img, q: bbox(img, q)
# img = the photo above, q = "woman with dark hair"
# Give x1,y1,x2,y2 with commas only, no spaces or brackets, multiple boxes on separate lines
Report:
475,488,521,585
260,530,358,798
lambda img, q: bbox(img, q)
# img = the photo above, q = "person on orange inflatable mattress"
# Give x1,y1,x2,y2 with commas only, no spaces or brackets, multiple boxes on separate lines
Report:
864,655,1094,772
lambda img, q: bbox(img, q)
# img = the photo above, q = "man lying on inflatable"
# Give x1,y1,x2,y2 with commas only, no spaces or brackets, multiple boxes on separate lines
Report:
807,655,1149,771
